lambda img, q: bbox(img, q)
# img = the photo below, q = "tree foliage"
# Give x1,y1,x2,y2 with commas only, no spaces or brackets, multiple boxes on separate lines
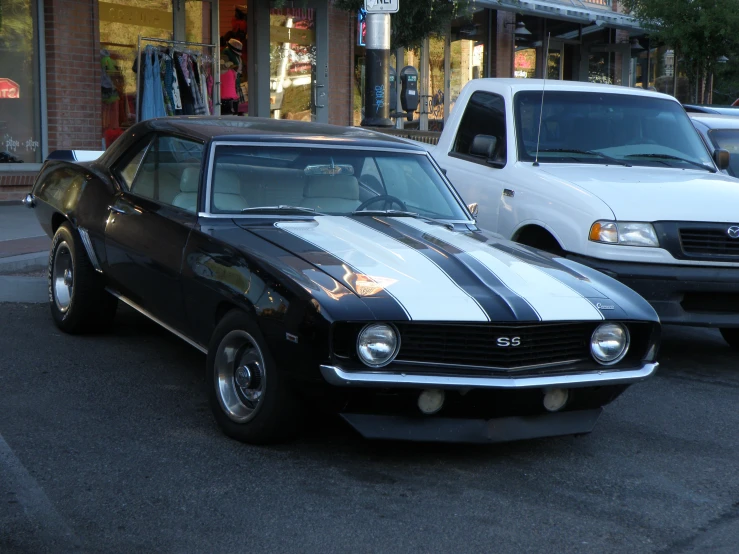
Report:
332,0,469,50
622,0,739,98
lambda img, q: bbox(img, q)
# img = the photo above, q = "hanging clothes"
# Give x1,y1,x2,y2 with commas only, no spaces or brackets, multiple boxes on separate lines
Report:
174,51,195,115
151,49,167,118
198,57,211,115
187,54,208,115
141,46,158,121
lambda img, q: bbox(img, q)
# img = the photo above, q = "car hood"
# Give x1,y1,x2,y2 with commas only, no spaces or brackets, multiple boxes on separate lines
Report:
239,215,657,323
536,164,739,222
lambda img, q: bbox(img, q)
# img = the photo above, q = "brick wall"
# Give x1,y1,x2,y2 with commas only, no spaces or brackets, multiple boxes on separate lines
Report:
44,0,101,152
327,2,353,126
495,11,514,78
0,174,36,202
1,0,99,198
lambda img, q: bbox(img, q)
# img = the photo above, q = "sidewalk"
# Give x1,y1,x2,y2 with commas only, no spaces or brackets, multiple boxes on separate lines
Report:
0,203,50,302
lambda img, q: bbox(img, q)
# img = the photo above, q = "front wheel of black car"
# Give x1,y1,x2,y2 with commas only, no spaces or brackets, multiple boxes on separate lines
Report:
207,310,301,444
719,328,739,350
49,223,117,334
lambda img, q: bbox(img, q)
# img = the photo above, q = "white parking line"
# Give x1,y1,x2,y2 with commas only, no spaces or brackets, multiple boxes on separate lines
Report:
0,432,81,549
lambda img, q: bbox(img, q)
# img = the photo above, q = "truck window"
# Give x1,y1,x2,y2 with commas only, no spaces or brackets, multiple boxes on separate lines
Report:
451,91,507,167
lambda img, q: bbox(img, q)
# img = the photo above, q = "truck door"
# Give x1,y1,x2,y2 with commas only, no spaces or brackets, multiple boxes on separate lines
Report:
439,91,514,234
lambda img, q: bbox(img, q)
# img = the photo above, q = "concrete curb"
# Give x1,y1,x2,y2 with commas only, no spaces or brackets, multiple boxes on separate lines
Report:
0,252,48,275
0,276,47,303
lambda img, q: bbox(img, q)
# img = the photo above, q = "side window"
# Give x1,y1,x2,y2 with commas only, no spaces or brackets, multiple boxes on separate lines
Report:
114,138,152,190
130,135,205,212
452,91,507,166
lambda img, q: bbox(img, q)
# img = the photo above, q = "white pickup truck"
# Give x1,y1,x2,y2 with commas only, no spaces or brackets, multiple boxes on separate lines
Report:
423,79,739,347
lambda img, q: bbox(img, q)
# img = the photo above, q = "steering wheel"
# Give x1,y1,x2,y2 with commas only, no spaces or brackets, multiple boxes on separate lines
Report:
355,195,408,212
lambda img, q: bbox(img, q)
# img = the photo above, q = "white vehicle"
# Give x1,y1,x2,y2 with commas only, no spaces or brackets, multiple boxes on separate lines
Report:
427,79,739,347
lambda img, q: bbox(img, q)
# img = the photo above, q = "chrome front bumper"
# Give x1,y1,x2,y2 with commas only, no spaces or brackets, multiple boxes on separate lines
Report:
320,362,658,389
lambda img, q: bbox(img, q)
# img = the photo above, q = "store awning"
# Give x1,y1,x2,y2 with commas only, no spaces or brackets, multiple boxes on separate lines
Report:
479,0,644,31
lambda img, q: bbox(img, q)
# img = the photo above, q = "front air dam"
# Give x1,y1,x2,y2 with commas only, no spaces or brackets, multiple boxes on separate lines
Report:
341,409,603,444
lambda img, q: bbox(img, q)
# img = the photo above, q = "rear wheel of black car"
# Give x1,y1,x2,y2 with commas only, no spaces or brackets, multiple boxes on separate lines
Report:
719,328,739,350
207,310,301,444
49,223,117,334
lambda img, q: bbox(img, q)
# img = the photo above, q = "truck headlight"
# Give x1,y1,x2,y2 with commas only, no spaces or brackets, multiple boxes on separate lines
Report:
590,323,629,365
589,221,659,247
357,323,400,367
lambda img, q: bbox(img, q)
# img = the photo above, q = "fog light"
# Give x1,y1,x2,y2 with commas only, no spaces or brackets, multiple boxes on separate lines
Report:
543,388,569,412
418,389,445,415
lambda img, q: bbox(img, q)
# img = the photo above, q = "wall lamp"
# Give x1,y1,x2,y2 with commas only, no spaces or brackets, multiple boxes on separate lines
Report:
505,21,532,37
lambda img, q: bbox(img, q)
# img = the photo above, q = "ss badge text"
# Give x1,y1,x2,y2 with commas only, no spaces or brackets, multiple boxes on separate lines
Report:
497,336,521,347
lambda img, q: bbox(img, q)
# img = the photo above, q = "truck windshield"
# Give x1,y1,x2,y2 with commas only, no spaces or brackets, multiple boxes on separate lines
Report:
514,91,715,170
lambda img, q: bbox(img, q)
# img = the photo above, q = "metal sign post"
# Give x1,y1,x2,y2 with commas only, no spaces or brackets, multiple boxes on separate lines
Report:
360,11,393,127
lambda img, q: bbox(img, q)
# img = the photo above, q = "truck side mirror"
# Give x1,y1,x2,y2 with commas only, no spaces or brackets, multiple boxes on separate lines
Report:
714,149,731,170
469,135,498,159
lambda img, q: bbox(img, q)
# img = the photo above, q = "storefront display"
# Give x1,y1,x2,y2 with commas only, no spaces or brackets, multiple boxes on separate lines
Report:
0,0,42,163
220,4,248,115
135,39,216,121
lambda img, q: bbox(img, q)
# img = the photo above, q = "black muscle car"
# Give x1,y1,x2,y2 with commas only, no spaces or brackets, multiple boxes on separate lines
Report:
24,117,660,444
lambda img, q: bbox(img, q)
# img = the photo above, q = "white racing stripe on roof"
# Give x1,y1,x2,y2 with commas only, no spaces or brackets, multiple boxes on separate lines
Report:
394,218,603,321
276,216,489,321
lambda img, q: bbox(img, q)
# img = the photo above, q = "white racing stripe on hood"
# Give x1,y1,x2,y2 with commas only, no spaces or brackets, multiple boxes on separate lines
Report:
394,218,603,321
275,217,489,321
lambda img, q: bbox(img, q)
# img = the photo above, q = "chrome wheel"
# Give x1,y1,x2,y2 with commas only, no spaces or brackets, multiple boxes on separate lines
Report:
214,330,266,423
52,242,74,313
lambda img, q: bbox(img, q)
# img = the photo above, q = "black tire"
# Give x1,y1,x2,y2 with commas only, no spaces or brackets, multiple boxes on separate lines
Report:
207,310,302,444
720,328,739,350
49,223,117,334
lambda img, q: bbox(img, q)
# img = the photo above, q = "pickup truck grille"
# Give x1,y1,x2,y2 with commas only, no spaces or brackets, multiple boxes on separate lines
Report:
394,322,595,371
679,227,739,257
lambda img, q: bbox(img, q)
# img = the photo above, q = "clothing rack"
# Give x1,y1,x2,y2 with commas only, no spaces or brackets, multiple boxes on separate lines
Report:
136,35,220,122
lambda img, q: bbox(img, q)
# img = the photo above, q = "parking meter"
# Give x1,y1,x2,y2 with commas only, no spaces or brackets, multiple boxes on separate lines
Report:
400,66,419,121
389,66,397,113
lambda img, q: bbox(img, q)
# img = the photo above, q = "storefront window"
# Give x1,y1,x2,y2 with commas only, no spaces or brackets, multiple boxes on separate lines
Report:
0,0,42,163
449,9,487,115
515,48,536,79
219,3,247,115
269,7,316,120
98,0,173,146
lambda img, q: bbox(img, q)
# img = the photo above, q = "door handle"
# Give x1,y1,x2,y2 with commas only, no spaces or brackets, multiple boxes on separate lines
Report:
503,189,515,198
108,205,127,214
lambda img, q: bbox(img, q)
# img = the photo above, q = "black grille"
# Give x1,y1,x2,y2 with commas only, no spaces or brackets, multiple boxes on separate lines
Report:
679,228,739,258
394,322,595,370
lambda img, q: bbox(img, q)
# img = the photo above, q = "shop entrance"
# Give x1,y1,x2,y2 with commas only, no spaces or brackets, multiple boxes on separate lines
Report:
217,0,328,122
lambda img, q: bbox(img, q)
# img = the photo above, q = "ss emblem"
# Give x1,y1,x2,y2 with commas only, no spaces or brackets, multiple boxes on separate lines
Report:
497,336,521,347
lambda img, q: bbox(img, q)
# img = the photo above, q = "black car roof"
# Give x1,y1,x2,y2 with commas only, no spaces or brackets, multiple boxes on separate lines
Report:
139,116,426,151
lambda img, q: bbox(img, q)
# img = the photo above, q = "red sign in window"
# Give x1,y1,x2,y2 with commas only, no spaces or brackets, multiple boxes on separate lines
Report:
0,78,20,99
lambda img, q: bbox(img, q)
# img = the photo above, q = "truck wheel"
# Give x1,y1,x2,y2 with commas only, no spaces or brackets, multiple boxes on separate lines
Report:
207,310,302,444
719,328,739,350
49,223,117,334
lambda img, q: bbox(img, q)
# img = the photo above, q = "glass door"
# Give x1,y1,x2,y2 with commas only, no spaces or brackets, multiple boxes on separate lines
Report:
547,40,564,80
269,7,318,121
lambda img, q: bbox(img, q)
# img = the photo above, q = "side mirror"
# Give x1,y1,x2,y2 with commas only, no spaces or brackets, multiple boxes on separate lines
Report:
467,202,479,218
714,149,731,170
469,135,498,159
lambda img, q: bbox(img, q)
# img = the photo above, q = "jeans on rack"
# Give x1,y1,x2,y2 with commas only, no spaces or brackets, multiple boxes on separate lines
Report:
141,47,157,121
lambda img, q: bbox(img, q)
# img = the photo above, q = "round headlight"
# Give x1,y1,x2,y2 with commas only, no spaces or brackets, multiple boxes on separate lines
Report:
590,323,629,365
357,323,399,368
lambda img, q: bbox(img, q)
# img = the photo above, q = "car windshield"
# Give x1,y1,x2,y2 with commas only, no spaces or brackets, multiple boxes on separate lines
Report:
208,145,469,219
514,91,715,170
708,128,739,177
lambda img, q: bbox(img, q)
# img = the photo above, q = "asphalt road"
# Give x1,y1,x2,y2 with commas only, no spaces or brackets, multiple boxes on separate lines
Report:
1,303,739,553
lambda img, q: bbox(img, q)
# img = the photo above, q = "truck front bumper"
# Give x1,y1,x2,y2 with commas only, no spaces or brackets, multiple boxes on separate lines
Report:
568,254,739,327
